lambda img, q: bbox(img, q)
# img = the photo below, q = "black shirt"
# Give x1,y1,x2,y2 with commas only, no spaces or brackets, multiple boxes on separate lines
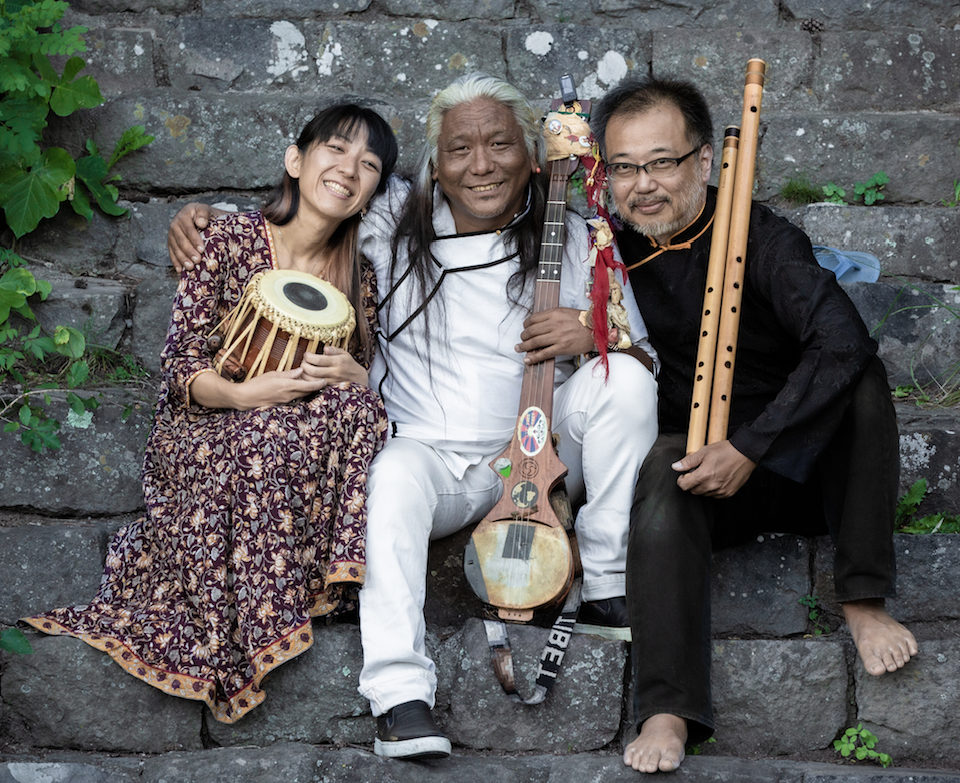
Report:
618,187,877,483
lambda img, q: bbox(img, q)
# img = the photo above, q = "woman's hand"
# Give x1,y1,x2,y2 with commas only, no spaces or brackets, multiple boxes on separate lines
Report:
189,367,329,410
299,346,370,387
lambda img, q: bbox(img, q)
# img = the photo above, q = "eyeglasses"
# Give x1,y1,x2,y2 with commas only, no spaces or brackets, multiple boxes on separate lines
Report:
606,147,701,181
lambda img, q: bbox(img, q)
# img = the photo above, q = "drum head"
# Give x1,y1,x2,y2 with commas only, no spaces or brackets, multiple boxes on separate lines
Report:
258,269,352,328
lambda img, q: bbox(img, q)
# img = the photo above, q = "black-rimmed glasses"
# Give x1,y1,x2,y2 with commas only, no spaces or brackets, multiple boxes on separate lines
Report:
606,147,701,180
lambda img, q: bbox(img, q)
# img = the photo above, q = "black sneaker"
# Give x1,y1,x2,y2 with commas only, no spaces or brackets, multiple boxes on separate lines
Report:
374,700,452,759
573,596,632,641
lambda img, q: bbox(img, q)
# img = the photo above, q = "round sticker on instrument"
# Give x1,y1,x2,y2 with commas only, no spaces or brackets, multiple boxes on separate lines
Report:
518,406,548,456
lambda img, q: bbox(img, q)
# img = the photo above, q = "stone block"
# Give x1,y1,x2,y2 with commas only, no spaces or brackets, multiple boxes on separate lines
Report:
57,23,158,96
0,392,152,516
814,535,960,623
162,19,316,92
503,25,649,103
777,0,959,32
897,409,960,515
205,624,374,747
796,205,960,283
0,760,140,783
856,640,960,766
711,638,848,754
23,268,129,351
652,30,817,123
437,618,626,752
382,0,516,20
72,93,414,191
70,93,304,191
589,0,781,29
815,31,960,113
711,534,811,637
202,0,373,16
888,535,960,623
69,0,193,11
840,281,960,388
15,209,124,276
141,744,325,783
758,112,960,206
1,635,203,753
309,21,505,101
0,526,107,626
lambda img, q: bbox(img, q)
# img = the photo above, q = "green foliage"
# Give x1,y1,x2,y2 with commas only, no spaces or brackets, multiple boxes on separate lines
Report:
854,170,889,206
942,180,960,208
833,723,892,768
821,171,890,206
0,1,154,451
687,737,716,755
0,627,33,655
895,479,960,534
798,594,831,636
780,174,822,205
821,182,846,204
0,0,154,237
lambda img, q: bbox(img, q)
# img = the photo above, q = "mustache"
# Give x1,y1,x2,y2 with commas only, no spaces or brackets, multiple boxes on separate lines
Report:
626,195,670,210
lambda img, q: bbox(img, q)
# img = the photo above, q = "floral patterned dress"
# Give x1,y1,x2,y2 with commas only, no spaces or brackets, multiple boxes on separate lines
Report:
25,211,388,723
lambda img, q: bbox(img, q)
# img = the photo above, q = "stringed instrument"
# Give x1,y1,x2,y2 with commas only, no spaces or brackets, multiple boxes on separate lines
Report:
464,93,589,624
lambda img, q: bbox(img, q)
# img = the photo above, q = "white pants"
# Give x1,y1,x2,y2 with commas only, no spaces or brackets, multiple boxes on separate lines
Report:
358,354,658,716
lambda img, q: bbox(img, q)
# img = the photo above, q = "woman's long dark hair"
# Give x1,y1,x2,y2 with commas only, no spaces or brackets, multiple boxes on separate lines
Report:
262,104,398,363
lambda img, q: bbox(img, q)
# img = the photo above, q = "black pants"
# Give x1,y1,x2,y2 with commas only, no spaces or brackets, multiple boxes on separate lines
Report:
627,356,899,744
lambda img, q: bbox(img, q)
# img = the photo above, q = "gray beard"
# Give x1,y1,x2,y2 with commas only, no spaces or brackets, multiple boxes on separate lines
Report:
610,179,707,243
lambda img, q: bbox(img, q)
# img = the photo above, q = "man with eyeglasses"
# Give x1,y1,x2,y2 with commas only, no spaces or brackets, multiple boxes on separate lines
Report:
590,76,917,774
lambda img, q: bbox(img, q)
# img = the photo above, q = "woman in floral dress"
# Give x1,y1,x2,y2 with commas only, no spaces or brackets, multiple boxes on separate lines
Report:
25,104,397,723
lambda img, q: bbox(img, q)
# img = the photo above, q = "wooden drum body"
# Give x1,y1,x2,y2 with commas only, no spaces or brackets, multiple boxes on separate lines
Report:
212,269,356,382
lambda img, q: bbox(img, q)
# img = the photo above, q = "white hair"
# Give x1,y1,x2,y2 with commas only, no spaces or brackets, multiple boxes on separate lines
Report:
415,72,546,191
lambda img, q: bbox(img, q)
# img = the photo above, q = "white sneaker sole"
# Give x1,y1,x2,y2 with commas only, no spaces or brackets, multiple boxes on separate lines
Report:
572,621,631,641
374,735,452,759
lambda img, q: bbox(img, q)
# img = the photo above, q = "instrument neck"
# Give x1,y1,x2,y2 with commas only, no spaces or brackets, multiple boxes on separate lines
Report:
518,161,571,419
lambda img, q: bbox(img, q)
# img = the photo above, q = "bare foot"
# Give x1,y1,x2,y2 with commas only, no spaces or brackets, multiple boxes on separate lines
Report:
623,714,687,773
843,599,918,676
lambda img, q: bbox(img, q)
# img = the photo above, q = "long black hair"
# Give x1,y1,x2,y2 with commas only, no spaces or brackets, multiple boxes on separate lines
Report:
383,74,548,348
262,104,398,362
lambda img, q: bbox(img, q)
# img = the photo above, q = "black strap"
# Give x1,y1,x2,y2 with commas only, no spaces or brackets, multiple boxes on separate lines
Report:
482,579,582,705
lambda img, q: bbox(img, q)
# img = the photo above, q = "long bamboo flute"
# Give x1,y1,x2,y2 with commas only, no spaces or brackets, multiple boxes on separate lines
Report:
686,125,740,454
707,58,766,445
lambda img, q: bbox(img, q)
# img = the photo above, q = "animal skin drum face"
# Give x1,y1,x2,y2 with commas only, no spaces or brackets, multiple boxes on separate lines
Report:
212,269,356,381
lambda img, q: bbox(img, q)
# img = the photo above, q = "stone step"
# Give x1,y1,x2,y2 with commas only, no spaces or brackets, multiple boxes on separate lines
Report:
2,747,960,783
4,526,958,767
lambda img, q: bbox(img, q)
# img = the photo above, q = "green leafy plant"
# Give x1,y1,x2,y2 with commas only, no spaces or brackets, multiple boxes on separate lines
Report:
942,179,960,208
780,174,822,205
0,1,153,451
0,0,154,238
895,479,960,534
854,171,889,206
821,182,846,204
833,723,892,768
687,736,716,755
799,594,831,636
0,627,33,654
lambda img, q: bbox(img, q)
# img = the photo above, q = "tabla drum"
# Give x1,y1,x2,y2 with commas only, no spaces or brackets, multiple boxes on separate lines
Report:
210,269,356,382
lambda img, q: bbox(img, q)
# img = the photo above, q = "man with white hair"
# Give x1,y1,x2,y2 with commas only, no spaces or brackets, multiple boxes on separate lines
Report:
168,73,659,759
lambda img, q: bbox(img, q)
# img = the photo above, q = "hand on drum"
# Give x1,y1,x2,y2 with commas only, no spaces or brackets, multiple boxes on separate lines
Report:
298,346,369,387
